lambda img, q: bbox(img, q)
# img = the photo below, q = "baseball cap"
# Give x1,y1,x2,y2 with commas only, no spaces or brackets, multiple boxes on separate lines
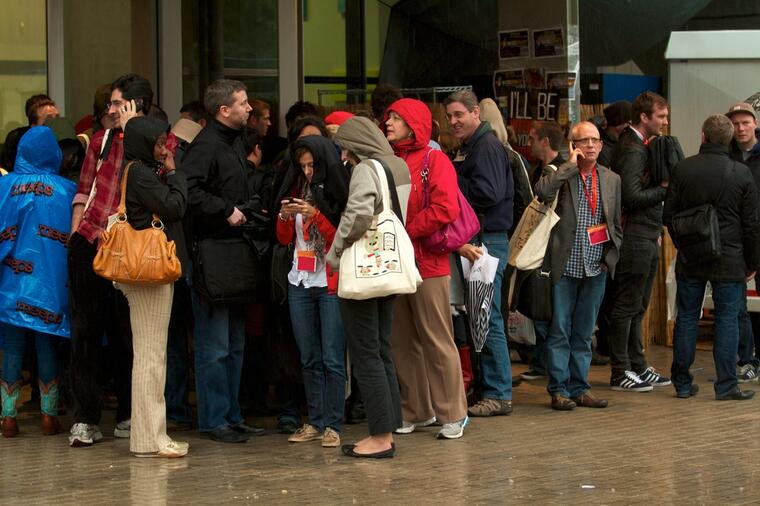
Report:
725,102,756,120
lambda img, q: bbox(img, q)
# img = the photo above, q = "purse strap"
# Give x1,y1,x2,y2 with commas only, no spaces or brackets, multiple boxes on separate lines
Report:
118,162,165,230
420,149,434,209
369,158,404,220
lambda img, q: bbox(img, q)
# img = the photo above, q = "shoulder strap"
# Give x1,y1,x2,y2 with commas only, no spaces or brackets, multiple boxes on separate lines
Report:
118,161,164,226
369,158,403,220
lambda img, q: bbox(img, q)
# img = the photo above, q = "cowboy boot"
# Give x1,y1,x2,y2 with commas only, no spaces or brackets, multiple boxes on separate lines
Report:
39,379,62,436
1,381,21,437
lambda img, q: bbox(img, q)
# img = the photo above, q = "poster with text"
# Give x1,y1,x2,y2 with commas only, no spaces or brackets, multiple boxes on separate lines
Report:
499,29,530,59
532,27,565,58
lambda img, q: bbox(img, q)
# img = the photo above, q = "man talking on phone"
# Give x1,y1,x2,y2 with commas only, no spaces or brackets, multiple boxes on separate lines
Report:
68,74,153,447
535,121,623,410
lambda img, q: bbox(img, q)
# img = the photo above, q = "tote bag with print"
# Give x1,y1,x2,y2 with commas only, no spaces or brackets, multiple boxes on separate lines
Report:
338,160,422,300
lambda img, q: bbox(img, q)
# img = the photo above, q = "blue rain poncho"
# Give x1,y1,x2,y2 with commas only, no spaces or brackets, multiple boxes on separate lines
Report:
0,126,76,338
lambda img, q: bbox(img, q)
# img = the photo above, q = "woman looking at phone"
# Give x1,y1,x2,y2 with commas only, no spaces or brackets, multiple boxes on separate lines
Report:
275,135,349,448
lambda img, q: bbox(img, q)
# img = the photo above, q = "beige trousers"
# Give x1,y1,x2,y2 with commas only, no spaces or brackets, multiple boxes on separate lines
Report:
117,282,174,453
391,275,467,424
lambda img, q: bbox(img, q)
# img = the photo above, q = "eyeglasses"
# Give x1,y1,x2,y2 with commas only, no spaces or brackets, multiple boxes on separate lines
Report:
106,99,126,110
572,137,602,146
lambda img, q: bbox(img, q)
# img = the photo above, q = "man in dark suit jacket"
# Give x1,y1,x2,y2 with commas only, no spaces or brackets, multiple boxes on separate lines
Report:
535,121,623,411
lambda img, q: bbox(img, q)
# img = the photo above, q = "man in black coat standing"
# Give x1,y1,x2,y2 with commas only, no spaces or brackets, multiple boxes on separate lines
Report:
606,91,672,393
183,79,262,443
664,114,760,400
727,102,760,382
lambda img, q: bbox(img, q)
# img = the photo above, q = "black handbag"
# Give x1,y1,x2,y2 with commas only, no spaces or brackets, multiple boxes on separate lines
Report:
670,165,730,265
193,237,262,304
506,254,553,323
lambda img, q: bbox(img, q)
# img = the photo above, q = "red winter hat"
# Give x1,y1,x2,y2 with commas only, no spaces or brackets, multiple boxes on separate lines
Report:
324,110,354,126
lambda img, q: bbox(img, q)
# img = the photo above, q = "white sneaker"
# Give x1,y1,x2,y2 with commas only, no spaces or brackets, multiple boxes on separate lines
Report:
395,416,436,434
134,440,189,458
69,423,103,447
436,416,469,440
114,419,131,438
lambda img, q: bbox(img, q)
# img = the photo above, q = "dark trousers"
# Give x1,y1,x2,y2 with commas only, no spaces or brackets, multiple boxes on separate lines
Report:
165,278,193,424
68,232,133,425
607,235,659,379
340,296,401,435
748,311,760,365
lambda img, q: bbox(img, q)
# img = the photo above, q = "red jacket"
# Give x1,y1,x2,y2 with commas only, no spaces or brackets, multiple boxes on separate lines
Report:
387,98,460,279
276,197,339,294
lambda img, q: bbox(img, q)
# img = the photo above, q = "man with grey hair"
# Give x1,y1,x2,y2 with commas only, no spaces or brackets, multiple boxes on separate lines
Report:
535,121,622,410
664,114,760,401
445,90,515,417
182,79,260,442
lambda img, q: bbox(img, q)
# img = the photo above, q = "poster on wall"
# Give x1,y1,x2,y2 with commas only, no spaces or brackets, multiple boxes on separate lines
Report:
523,68,546,89
494,70,524,97
532,27,565,58
499,87,567,159
499,29,530,59
546,71,577,99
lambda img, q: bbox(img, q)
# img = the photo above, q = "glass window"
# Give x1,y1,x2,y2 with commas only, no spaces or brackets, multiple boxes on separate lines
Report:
0,0,47,153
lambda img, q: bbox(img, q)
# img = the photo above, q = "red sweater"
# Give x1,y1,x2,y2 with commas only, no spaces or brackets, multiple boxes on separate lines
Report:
276,206,339,294
387,98,460,279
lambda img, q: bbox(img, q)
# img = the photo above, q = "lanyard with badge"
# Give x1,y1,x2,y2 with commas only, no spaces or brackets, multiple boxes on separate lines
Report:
580,166,610,246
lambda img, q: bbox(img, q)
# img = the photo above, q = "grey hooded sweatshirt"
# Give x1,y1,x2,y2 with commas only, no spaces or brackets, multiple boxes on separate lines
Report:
326,116,411,269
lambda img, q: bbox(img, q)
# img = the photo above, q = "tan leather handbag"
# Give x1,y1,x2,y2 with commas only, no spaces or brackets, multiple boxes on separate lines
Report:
93,162,182,285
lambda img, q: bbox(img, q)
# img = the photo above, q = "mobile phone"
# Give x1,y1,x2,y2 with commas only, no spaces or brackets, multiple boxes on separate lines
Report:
134,98,144,110
288,197,296,203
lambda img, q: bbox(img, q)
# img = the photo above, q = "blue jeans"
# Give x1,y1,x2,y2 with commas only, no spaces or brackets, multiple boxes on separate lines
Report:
288,284,346,432
165,277,192,424
672,277,743,396
479,232,512,400
1,325,58,385
531,320,549,375
546,273,606,398
191,290,246,432
737,291,758,367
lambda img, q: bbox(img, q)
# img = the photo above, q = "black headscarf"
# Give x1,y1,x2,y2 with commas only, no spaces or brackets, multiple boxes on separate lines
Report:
123,116,170,169
276,135,349,227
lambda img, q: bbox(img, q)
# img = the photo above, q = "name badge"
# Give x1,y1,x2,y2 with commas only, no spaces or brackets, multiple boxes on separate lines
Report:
296,250,317,272
587,224,610,246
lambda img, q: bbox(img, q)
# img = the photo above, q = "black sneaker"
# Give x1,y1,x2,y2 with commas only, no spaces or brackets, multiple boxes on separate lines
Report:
610,370,653,392
520,369,545,380
738,364,759,383
231,422,266,436
638,367,671,387
204,426,249,443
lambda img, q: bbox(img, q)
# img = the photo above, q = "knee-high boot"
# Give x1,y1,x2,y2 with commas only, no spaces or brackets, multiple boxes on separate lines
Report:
40,379,62,435
1,381,21,437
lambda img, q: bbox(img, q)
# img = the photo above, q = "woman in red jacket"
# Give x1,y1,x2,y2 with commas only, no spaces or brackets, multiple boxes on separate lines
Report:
385,98,469,439
276,135,349,449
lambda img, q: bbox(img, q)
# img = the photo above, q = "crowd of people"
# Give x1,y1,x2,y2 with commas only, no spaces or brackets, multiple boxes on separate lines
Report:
1,73,759,460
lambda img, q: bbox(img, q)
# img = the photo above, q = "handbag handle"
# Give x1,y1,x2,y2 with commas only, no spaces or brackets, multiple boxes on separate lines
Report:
420,149,433,210
118,162,165,230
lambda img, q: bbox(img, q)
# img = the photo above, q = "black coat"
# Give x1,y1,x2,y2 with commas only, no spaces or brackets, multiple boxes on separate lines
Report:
610,127,667,239
729,135,760,191
123,116,189,273
183,119,252,240
664,143,760,282
597,128,616,168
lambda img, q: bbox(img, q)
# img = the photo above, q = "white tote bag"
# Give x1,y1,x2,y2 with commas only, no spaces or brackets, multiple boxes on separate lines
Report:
338,160,422,300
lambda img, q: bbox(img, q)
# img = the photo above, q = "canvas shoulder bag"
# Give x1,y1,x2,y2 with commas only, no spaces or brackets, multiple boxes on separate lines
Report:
338,160,422,300
93,162,182,285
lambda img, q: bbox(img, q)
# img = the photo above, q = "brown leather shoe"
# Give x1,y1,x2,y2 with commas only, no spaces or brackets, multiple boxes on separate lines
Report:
572,393,608,408
41,414,62,435
1,417,19,437
551,395,576,411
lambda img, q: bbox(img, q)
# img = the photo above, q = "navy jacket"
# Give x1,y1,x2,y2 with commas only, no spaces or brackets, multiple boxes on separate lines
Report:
453,122,514,233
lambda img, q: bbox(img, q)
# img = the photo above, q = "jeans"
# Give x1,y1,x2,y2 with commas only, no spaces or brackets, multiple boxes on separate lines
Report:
288,284,346,432
530,320,549,375
737,292,758,367
165,277,192,424
2,326,58,385
479,232,512,400
546,273,607,398
340,296,401,435
607,235,659,378
671,277,743,396
191,290,246,432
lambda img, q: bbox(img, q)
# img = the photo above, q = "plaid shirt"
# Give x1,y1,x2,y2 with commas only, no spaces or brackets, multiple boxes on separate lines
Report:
72,129,125,243
564,169,604,278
